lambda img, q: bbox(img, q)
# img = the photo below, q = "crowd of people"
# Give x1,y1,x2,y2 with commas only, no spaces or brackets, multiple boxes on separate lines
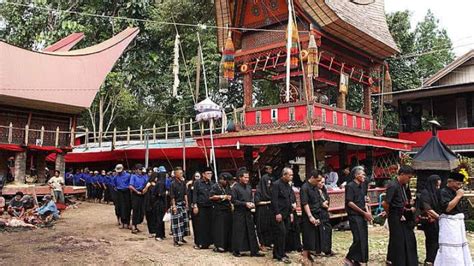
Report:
63,163,472,265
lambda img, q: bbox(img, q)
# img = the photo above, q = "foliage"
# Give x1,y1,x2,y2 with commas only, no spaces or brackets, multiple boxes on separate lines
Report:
466,220,474,232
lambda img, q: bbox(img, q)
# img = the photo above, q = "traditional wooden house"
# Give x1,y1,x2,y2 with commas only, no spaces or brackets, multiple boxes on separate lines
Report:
0,27,139,188
396,49,474,156
208,0,412,181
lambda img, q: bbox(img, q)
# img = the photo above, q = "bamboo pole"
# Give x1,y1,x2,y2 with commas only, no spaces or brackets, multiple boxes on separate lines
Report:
178,120,182,139
140,125,143,142
8,122,12,143
85,128,89,145
40,126,45,146
55,126,60,147
24,125,29,145
152,124,156,142
189,119,193,136
165,123,168,140
113,127,117,148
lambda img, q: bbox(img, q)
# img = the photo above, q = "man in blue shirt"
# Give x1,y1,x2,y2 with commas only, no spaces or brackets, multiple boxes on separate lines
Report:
73,169,84,187
36,195,60,222
129,165,148,233
114,164,132,229
83,168,94,201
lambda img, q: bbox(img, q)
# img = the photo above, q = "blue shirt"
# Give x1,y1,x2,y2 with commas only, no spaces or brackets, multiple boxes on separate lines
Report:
129,174,148,191
73,173,83,186
104,175,113,186
114,172,131,190
36,200,60,219
83,173,93,184
165,177,172,190
91,174,100,184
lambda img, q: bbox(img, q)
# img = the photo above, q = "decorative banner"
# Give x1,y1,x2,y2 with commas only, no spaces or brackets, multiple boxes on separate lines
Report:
339,72,349,94
383,62,393,103
194,97,222,122
307,32,319,78
172,33,180,97
223,31,235,80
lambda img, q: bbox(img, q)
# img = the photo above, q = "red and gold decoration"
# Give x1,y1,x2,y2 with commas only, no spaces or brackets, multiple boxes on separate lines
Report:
223,31,235,80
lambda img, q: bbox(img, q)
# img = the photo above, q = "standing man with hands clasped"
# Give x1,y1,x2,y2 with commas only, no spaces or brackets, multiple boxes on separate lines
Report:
271,167,296,264
344,166,373,266
192,167,214,250
434,172,472,266
169,167,190,247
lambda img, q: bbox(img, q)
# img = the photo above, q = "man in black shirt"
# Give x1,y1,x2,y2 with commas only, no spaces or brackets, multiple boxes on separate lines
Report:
231,170,264,257
170,167,190,246
210,172,233,252
271,167,295,263
300,170,323,263
383,165,417,266
255,165,274,249
344,166,372,266
192,167,214,249
435,172,472,265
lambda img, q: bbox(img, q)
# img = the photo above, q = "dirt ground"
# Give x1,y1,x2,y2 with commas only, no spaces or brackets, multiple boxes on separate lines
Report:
1,202,473,265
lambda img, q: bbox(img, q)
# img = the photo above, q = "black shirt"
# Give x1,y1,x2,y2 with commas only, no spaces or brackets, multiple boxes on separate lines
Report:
271,179,295,218
385,180,411,214
255,173,272,203
210,183,232,210
439,187,464,215
193,179,213,207
231,182,253,211
419,189,440,214
170,179,186,203
300,182,322,217
345,180,367,216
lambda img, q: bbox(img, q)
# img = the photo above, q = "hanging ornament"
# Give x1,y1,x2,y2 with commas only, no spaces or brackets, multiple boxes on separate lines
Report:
383,62,393,103
286,21,299,69
223,31,235,80
172,33,180,97
307,30,319,79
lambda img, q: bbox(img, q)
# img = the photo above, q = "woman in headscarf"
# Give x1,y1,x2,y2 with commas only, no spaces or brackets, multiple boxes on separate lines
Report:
419,175,441,265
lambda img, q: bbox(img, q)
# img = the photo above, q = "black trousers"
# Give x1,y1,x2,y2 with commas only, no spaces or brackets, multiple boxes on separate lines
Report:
346,215,368,263
86,184,93,199
423,222,439,263
195,206,213,248
105,185,113,203
319,219,333,254
95,187,104,200
273,215,290,259
111,189,120,218
117,189,131,225
155,199,166,238
131,193,145,226
146,205,158,234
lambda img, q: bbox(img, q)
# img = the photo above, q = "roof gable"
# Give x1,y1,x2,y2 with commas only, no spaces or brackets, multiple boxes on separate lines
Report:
424,49,474,87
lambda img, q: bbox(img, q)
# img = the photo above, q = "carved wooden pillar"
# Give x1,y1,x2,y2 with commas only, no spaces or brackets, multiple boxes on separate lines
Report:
305,143,315,181
243,71,253,108
55,153,66,178
304,75,314,101
363,85,372,116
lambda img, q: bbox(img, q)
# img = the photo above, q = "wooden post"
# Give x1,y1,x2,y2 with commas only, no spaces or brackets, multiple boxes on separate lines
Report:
152,124,156,142
55,126,60,147
113,127,117,148
70,127,75,147
24,125,29,145
243,71,253,108
40,126,45,146
178,120,182,139
337,93,347,110
8,122,12,144
363,85,372,116
85,128,89,145
127,127,131,144
165,123,169,140
189,119,193,136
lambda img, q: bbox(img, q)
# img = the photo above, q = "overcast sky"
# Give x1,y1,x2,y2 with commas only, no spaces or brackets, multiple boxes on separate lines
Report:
385,0,474,57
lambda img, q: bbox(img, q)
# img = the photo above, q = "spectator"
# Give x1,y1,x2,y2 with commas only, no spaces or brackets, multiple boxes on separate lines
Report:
325,165,339,189
48,170,65,203
0,191,5,215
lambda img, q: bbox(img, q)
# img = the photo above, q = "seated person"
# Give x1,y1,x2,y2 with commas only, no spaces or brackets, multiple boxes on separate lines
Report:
8,191,25,217
0,192,5,215
36,195,60,222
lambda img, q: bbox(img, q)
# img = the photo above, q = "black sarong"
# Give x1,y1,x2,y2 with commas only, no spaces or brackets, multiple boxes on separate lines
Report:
131,193,145,226
387,213,418,266
117,189,131,225
255,204,274,247
285,214,302,252
319,208,332,254
423,222,439,263
273,215,290,259
302,213,320,251
212,207,232,250
232,208,259,254
194,206,213,248
155,198,166,238
346,215,368,263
